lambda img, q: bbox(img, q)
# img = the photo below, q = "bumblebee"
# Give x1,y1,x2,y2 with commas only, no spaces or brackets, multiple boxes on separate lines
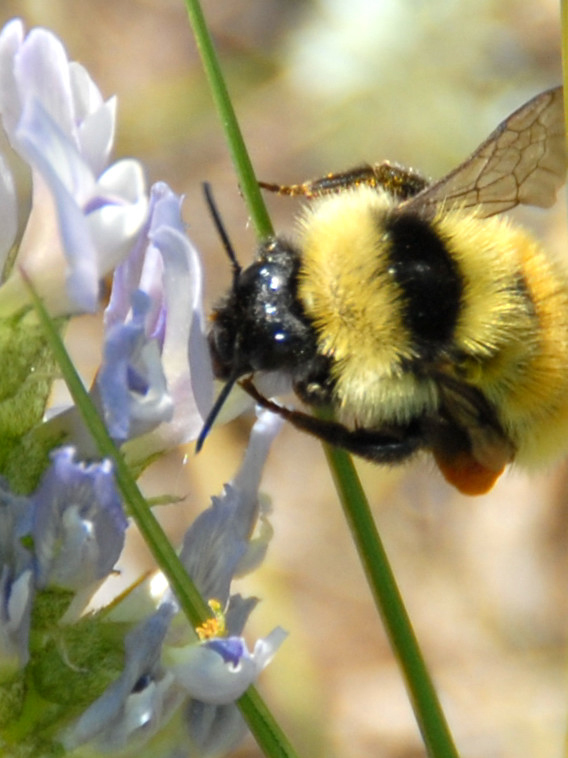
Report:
199,86,568,495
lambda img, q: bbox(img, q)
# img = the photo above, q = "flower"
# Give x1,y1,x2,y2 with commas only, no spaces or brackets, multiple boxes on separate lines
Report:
168,626,287,705
62,603,180,753
44,179,214,459
63,410,286,755
167,408,286,725
178,409,281,603
98,182,213,455
0,18,148,316
0,445,127,680
31,447,127,593
98,288,174,444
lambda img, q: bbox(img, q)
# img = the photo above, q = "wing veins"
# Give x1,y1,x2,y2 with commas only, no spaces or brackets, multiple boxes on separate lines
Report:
402,86,566,218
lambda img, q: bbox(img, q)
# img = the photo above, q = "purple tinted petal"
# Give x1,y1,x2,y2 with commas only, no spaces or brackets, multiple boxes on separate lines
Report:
184,701,246,758
204,637,245,667
17,100,99,310
17,98,95,200
179,410,282,602
0,20,24,138
98,290,173,442
64,604,177,751
169,628,287,705
70,62,115,173
32,448,127,589
224,594,258,636
156,224,213,430
116,183,214,458
0,154,17,272
105,182,179,331
13,27,75,145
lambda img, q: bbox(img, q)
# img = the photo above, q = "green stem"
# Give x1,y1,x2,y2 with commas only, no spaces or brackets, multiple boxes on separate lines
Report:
181,3,302,756
322,442,460,758
182,0,273,240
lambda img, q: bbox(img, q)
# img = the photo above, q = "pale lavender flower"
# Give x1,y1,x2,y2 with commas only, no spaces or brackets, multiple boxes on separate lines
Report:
184,700,247,758
31,447,127,592
168,626,287,705
178,408,282,603
98,288,174,444
168,408,286,715
0,446,127,675
98,181,213,454
64,410,286,754
63,603,180,753
0,18,148,315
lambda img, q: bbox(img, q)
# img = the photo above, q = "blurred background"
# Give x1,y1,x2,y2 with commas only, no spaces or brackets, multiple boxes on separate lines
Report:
1,1,567,756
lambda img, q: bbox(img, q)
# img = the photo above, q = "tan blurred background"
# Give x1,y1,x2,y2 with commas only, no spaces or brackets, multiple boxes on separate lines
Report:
2,1,567,756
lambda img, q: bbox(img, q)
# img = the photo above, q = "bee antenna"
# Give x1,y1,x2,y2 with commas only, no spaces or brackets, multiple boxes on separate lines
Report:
195,371,240,454
203,182,242,285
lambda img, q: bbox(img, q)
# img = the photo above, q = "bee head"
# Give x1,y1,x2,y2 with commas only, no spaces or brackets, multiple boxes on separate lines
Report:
197,185,310,451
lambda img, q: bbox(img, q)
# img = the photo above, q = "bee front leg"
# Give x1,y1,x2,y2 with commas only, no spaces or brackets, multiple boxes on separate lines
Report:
240,378,423,463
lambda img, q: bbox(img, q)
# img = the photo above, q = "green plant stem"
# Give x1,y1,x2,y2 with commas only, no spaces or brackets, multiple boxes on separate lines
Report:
322,441,460,758
182,0,273,240
181,2,303,755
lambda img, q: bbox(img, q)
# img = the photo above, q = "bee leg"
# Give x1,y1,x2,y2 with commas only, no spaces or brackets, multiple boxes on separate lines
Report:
259,161,428,200
259,166,378,198
240,378,423,463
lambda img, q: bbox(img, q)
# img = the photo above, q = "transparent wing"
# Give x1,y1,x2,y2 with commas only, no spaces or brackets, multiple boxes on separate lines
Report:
404,86,566,218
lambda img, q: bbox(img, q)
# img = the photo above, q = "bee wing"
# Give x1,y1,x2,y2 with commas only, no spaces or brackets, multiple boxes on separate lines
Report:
404,86,566,218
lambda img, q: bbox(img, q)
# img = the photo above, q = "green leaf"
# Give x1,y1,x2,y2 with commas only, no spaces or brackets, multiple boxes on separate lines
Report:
0,310,64,493
30,615,125,709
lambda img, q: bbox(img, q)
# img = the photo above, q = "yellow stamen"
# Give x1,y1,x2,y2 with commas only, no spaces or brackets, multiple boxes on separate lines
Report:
195,598,227,640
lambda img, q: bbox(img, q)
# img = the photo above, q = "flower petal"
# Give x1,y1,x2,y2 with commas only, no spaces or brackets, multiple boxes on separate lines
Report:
0,152,17,271
180,409,282,602
32,447,127,590
70,62,115,174
167,627,287,705
118,183,214,459
185,701,246,758
98,289,174,442
63,603,179,751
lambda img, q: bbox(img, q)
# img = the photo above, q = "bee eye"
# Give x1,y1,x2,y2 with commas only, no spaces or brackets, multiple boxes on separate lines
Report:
208,319,237,379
